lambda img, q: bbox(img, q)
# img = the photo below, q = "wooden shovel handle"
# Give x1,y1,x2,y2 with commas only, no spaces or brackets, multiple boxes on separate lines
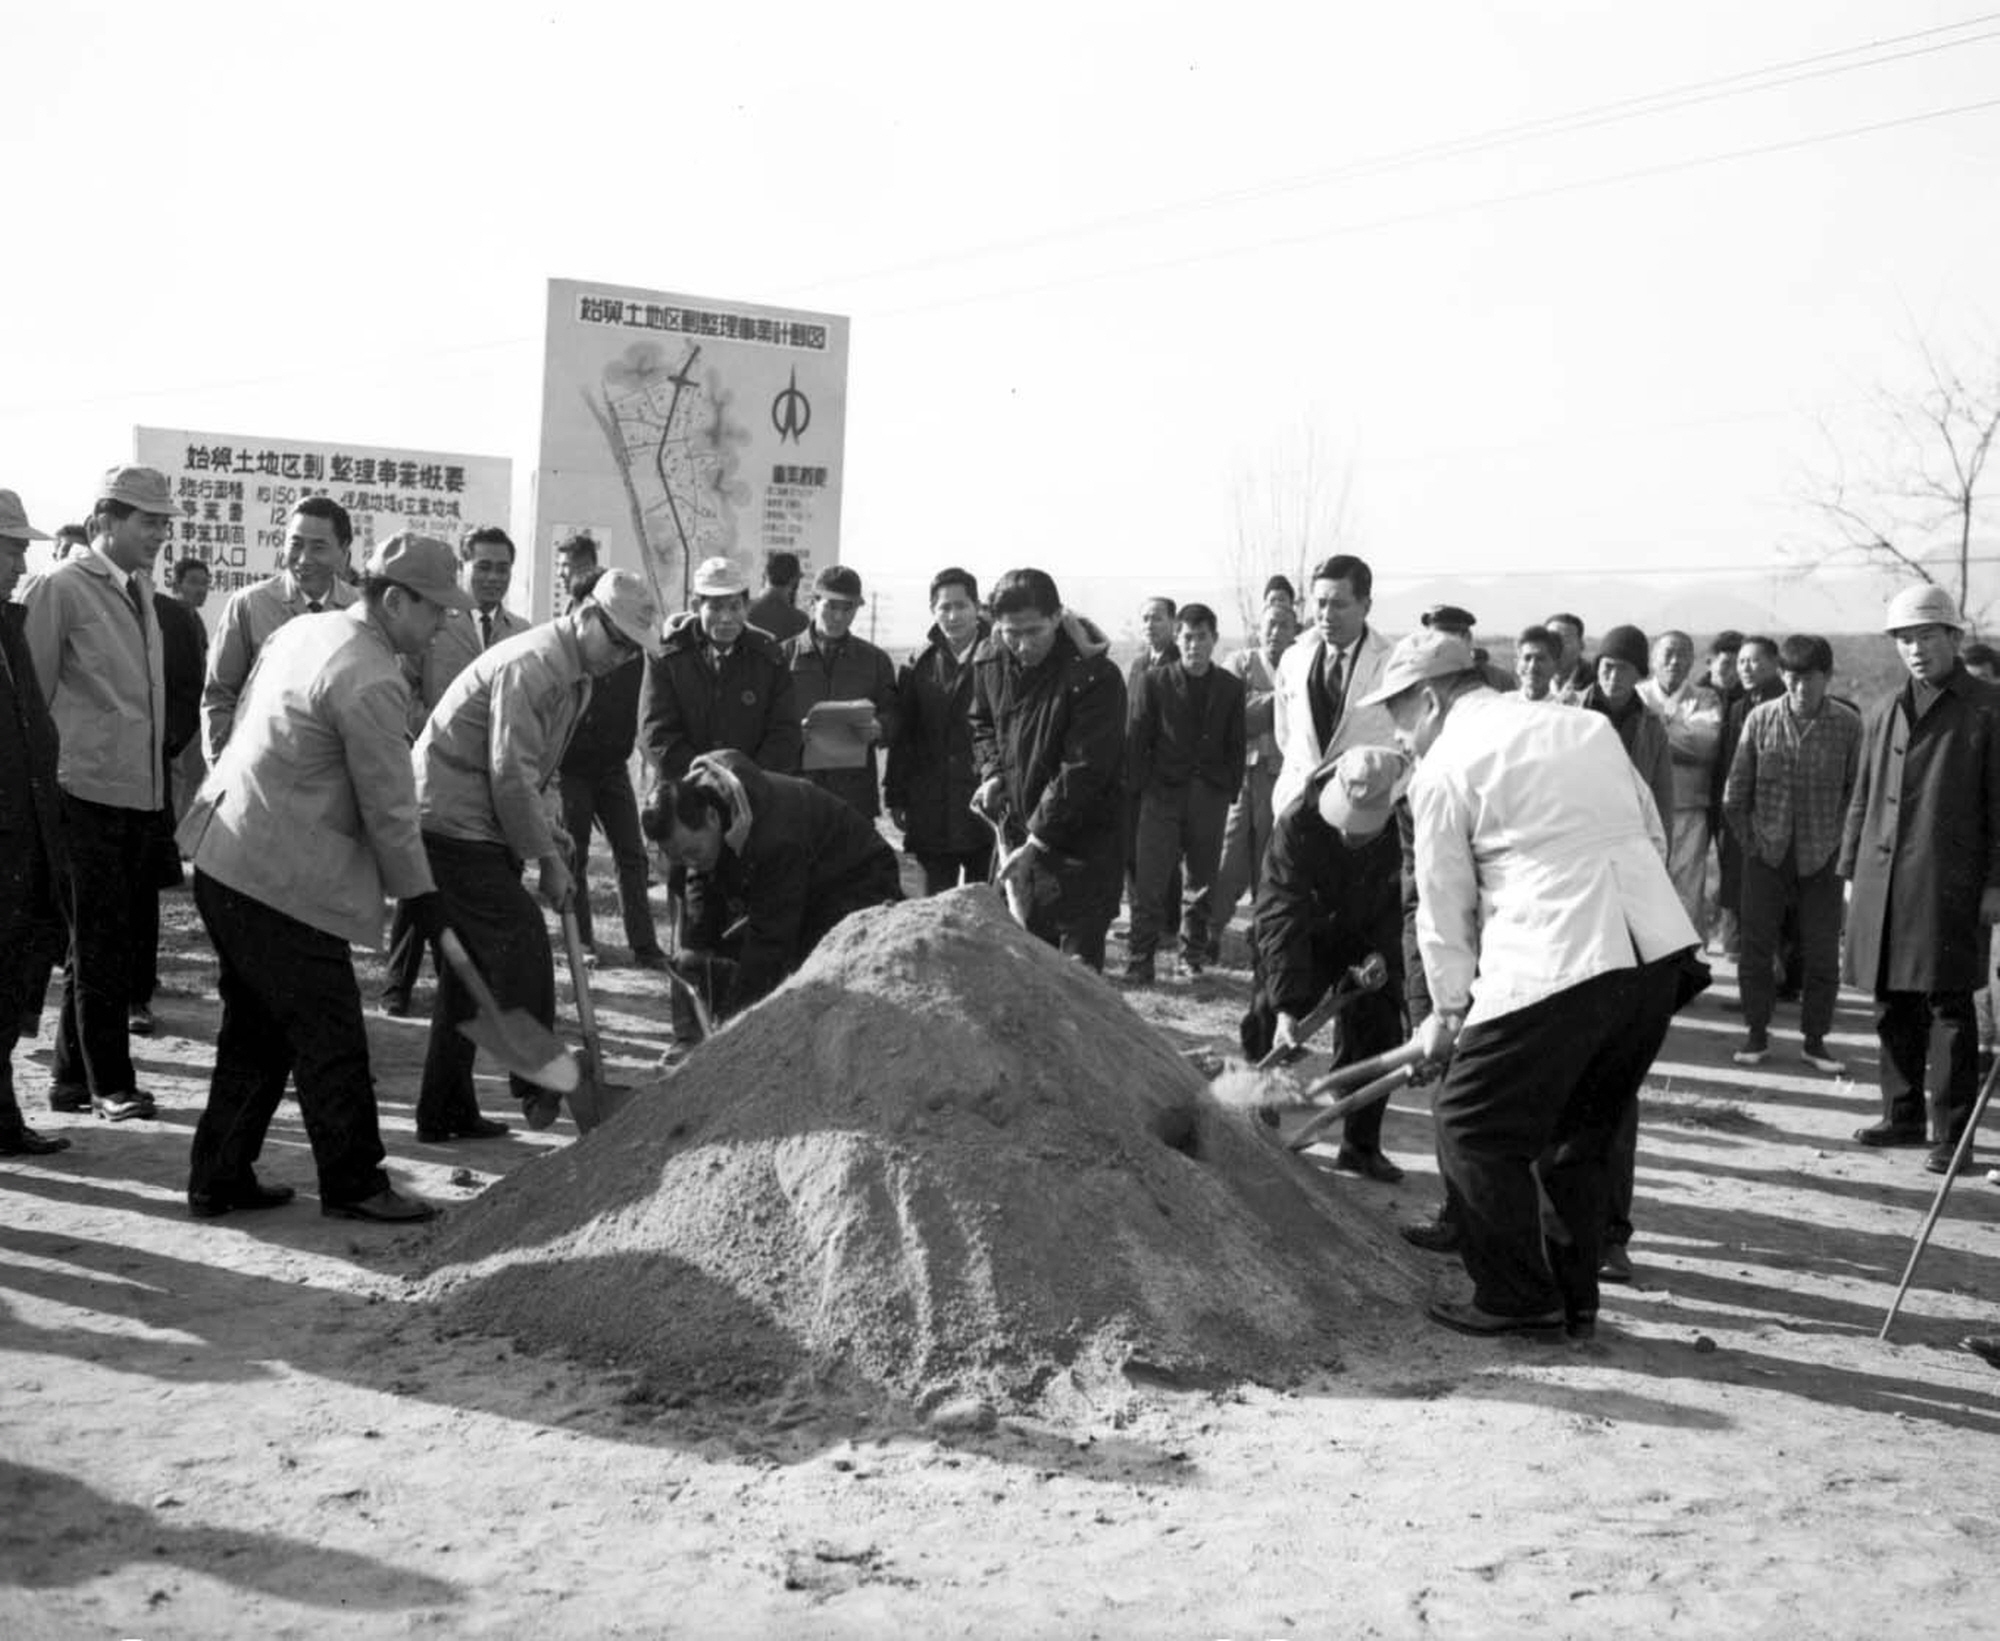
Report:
437,929,504,1019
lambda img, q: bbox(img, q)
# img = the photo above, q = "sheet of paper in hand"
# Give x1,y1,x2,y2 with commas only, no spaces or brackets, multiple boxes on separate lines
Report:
802,699,880,770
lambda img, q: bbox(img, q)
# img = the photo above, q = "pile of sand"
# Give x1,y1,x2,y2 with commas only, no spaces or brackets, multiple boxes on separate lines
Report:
419,889,1421,1414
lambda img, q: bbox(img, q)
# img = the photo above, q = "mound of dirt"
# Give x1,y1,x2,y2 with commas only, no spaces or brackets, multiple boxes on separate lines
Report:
419,889,1422,1415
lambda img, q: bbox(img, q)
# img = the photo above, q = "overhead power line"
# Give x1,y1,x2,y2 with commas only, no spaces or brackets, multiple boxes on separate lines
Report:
796,11,2000,296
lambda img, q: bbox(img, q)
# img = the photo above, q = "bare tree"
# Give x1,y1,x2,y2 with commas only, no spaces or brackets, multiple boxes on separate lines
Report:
1225,419,1361,637
1798,330,2000,625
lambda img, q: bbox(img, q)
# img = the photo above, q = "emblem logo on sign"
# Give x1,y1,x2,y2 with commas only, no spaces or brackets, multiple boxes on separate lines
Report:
771,368,810,444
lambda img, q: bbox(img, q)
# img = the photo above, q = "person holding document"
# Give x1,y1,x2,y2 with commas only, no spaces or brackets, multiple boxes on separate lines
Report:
783,565,899,820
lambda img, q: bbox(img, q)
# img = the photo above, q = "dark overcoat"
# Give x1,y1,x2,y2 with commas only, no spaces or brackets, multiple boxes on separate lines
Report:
883,620,988,858
1839,663,2000,993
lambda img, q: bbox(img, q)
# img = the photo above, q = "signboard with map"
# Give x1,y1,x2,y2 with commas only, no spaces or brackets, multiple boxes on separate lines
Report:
132,424,512,627
529,278,849,618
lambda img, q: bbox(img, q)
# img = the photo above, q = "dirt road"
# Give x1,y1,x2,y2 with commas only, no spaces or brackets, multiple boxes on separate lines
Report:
4,891,1998,1637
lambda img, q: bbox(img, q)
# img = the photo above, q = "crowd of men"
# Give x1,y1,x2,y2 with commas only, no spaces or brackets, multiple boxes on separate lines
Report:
2,473,1996,1346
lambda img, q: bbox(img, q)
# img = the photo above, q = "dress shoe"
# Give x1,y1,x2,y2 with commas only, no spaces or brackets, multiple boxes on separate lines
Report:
187,1179,297,1219
323,1187,439,1223
1926,1145,1970,1176
48,1083,91,1114
1854,1122,1927,1148
1122,960,1155,987
92,1091,155,1123
1333,1145,1405,1184
1965,1336,2000,1370
0,1125,71,1157
1426,1298,1565,1338
521,1088,563,1131
1566,1313,1598,1343
415,1115,510,1143
1598,1244,1634,1283
127,1004,156,1036
1400,1217,1463,1254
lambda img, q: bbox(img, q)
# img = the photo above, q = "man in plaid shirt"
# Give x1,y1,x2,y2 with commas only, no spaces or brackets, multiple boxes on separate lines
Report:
1722,634,1862,1073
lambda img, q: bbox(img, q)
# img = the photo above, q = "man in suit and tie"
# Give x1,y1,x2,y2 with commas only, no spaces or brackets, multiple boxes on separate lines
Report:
1271,554,1397,822
1125,604,1247,983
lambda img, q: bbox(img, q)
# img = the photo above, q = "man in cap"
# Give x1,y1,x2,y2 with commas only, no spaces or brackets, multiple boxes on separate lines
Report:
414,568,662,1140
1582,623,1675,839
559,565,667,966
747,549,809,642
0,491,69,1156
1840,585,2000,1175
642,749,902,1020
22,466,171,1124
1244,744,1412,1182
176,534,471,1222
203,496,357,757
784,564,899,820
379,526,532,1015
1205,597,1299,951
1421,603,1517,692
1270,555,1397,820
1636,629,1724,929
640,555,801,780
1367,629,1698,1337
970,569,1128,970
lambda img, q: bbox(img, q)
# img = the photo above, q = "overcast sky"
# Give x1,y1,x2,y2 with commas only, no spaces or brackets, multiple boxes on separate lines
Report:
7,1,1997,642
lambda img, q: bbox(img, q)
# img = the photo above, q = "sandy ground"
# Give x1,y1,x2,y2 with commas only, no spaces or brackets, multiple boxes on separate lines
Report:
5,879,2000,1640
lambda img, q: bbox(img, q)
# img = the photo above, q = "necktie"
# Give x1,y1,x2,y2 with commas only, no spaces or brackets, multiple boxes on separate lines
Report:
479,611,494,649
125,574,149,628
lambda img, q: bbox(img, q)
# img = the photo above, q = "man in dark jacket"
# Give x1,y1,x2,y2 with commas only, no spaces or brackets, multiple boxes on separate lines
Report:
969,569,1127,970
642,748,901,1018
640,556,801,780
1244,745,1410,1182
747,550,808,643
0,492,70,1156
1840,585,2000,1175
784,564,899,819
1126,603,1246,981
1581,623,1675,840
886,567,991,891
558,566,664,966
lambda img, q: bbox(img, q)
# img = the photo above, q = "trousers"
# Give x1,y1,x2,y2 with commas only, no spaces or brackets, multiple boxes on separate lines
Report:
1205,763,1278,950
1129,781,1231,964
418,833,556,1130
559,762,659,955
188,872,388,1205
1433,957,1681,1320
1739,847,1842,1039
52,793,153,1098
1875,989,1977,1140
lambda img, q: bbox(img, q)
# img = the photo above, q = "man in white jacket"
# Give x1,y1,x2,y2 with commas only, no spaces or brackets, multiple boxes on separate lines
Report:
1365,630,1700,1340
1636,629,1724,929
1270,554,1396,820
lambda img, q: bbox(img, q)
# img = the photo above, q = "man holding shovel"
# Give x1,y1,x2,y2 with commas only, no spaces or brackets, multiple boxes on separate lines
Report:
177,534,469,1222
414,568,662,1140
1243,745,1411,1183
1365,629,1698,1339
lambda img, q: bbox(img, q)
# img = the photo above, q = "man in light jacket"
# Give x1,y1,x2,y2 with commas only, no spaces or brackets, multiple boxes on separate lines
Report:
177,534,468,1223
1637,629,1724,929
22,466,170,1124
1270,554,1396,820
1368,630,1699,1339
414,569,663,1140
202,495,357,758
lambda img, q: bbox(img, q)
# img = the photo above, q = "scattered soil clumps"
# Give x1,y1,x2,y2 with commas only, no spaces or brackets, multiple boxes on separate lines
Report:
420,889,1421,1416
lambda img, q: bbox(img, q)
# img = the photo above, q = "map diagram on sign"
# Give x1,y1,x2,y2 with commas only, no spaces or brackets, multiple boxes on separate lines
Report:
583,341,752,605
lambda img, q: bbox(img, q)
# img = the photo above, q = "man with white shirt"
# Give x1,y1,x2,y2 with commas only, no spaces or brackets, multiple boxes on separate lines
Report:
1637,629,1724,929
22,466,172,1124
203,496,357,757
1270,554,1396,820
1365,629,1699,1339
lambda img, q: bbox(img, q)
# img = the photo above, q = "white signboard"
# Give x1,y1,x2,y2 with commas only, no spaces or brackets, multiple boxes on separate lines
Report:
133,425,512,611
531,278,848,617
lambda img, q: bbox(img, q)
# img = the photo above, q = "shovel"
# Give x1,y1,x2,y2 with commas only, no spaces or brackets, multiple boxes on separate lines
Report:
972,798,1030,927
560,910,629,1134
437,929,580,1095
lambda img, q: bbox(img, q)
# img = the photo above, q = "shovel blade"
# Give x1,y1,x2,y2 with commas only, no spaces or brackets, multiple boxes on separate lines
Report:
456,1009,581,1093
